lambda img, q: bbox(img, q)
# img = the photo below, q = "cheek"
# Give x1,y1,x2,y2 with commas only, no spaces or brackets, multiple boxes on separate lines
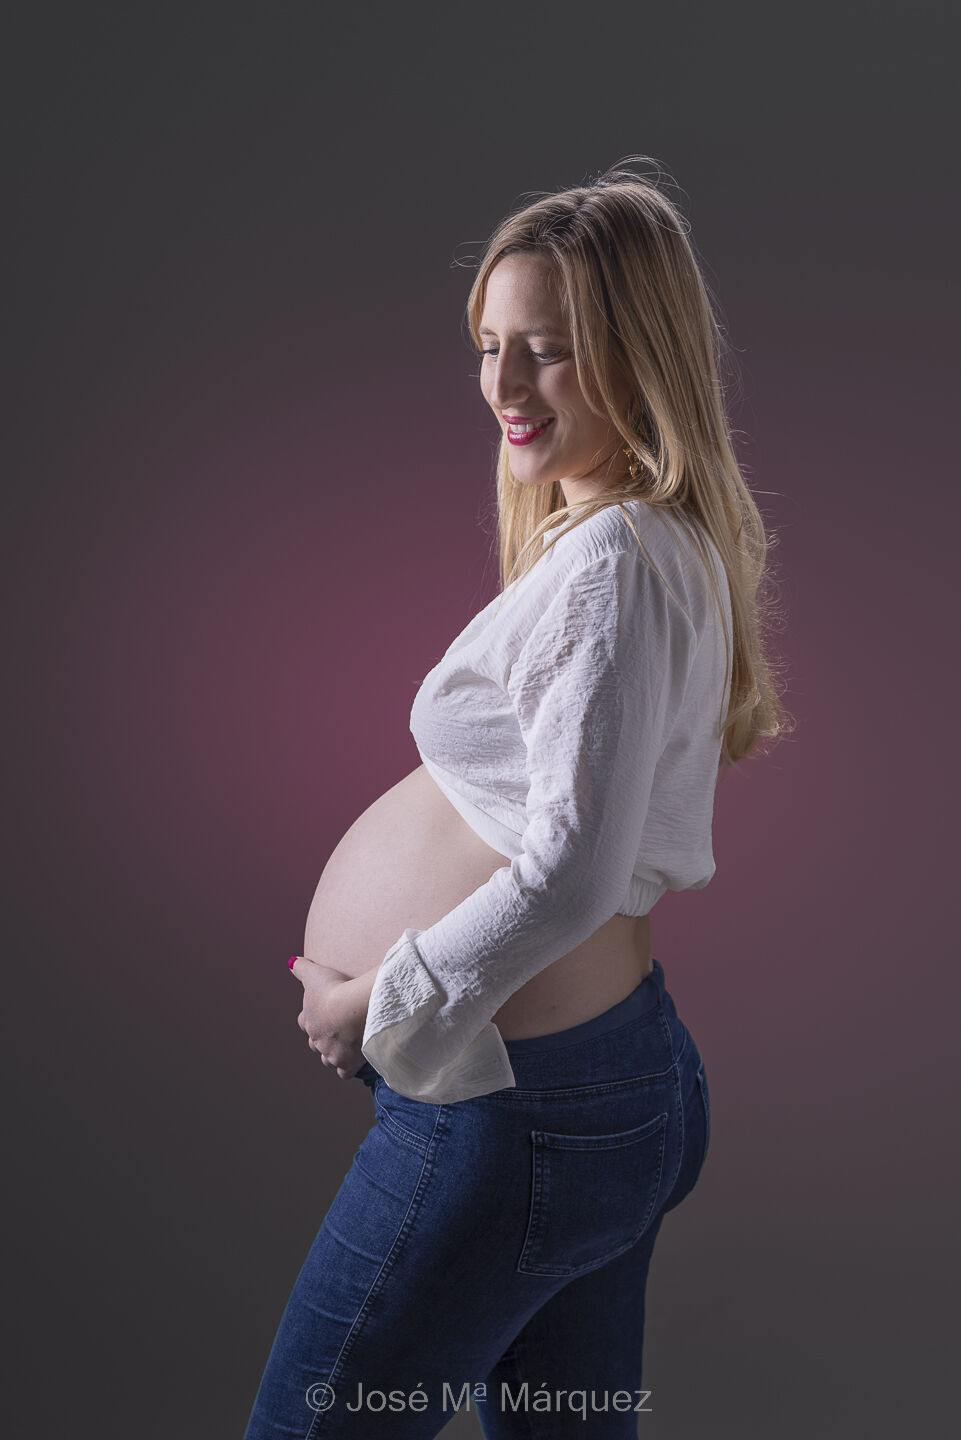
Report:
556,401,598,441
551,376,591,426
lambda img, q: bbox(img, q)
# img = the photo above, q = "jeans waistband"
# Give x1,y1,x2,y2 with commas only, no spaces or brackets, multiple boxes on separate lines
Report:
357,958,684,1097
502,957,667,1056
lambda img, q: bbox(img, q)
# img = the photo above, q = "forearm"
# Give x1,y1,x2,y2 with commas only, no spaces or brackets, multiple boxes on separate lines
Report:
328,963,381,1034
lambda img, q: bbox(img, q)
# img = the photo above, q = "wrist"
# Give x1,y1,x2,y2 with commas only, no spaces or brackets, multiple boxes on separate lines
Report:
332,965,381,1030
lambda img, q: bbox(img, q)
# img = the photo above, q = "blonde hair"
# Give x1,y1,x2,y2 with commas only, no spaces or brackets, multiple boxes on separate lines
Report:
463,155,794,768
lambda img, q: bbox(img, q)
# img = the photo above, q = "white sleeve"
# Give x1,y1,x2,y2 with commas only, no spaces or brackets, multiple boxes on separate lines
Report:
361,548,699,1103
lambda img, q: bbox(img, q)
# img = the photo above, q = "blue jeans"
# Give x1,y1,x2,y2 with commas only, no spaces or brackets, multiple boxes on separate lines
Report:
243,957,711,1438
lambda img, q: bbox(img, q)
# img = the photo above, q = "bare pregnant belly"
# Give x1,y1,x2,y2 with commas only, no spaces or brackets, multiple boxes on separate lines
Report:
303,764,652,1041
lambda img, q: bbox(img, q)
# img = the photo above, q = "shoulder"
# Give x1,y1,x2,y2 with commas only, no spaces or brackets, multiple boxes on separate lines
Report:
542,499,642,567
505,499,721,639
534,501,697,619
542,498,693,572
512,507,699,668
558,499,727,639
507,518,701,700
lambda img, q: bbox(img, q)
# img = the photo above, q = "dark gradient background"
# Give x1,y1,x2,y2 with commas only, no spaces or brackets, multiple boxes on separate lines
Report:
6,3,958,1436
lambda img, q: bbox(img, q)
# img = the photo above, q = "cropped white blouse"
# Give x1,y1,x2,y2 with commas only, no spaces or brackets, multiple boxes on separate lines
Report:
361,498,733,1104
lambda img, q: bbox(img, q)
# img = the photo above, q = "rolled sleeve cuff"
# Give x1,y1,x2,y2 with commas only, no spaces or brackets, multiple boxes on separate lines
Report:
361,928,517,1103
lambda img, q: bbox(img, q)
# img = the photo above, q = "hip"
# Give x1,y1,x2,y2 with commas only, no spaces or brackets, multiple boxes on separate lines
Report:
355,956,712,1249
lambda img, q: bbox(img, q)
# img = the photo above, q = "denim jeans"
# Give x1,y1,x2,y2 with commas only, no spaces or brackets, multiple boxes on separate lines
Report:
243,957,711,1438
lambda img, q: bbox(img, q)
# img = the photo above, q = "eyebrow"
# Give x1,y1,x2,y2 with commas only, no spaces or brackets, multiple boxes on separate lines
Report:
477,325,566,338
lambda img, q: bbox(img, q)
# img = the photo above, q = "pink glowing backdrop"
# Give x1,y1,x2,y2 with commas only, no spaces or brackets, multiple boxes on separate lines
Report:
6,4,958,1436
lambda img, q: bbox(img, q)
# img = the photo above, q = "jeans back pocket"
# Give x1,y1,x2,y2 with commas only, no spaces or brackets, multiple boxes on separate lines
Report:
516,1110,669,1279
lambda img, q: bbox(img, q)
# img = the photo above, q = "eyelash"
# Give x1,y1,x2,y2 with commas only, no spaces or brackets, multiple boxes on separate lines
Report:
479,347,561,362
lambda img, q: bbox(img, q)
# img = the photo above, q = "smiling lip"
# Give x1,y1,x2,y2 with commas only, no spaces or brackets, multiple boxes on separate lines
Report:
505,417,554,446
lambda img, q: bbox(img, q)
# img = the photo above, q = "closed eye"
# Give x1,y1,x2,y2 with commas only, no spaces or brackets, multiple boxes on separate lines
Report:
480,347,562,362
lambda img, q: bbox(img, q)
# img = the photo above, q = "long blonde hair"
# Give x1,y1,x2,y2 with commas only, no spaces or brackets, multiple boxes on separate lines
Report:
463,155,794,768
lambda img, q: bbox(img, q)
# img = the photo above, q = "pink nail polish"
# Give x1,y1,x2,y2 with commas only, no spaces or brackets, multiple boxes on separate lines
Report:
288,956,297,970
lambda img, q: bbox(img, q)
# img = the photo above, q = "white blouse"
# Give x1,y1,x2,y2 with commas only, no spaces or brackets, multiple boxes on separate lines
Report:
361,498,733,1104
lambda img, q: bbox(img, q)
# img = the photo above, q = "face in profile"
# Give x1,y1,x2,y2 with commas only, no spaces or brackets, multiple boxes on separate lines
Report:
478,251,629,506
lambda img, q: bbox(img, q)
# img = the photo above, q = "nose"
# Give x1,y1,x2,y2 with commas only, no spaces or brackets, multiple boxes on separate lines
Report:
485,351,533,413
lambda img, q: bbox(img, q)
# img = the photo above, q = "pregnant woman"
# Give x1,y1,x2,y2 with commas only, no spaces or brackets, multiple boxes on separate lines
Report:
243,156,790,1438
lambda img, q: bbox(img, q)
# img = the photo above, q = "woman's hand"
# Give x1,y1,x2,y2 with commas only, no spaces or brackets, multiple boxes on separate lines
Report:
288,955,379,1080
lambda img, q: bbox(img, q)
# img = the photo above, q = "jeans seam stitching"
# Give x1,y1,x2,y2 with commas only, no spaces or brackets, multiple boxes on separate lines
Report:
376,1106,432,1153
659,1005,685,1208
307,1104,446,1435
